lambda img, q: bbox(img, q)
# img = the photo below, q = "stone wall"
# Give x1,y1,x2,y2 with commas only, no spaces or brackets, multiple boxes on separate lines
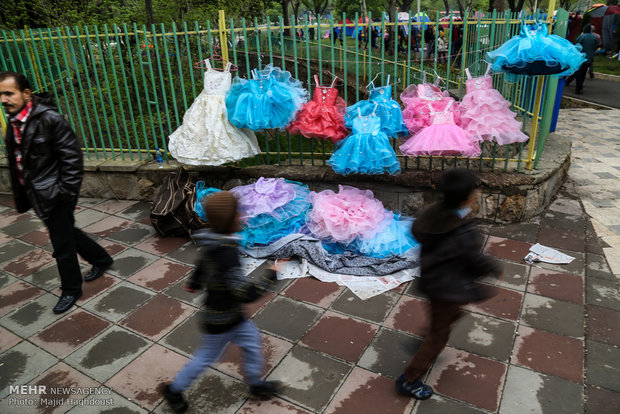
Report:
0,133,571,223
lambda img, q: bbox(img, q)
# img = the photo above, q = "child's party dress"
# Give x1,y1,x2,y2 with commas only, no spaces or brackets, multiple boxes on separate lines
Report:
168,61,261,165
400,74,458,134
225,65,308,130
459,67,528,145
287,75,348,143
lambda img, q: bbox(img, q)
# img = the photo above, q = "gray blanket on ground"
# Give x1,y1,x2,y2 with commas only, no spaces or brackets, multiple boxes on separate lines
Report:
243,234,419,276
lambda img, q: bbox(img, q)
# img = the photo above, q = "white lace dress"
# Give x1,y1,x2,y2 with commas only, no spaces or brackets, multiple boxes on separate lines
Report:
168,61,261,165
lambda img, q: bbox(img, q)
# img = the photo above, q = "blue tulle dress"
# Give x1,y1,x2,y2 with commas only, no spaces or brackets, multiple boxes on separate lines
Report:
194,181,221,220
225,65,308,130
328,110,401,175
344,76,409,138
486,23,586,80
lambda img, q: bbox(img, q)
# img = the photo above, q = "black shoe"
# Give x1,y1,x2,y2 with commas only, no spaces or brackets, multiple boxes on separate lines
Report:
395,374,433,400
589,72,594,78
576,89,583,95
159,383,188,413
53,293,82,314
84,259,113,282
249,381,282,399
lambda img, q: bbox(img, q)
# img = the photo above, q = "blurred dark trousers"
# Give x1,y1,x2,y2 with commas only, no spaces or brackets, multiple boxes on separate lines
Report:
574,62,591,92
43,201,111,295
404,300,463,381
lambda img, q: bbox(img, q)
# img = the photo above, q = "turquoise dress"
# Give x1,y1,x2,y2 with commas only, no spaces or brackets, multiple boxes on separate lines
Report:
328,111,401,175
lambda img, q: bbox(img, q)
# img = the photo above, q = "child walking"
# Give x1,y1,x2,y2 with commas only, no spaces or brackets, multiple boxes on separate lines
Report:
160,191,281,413
396,168,502,400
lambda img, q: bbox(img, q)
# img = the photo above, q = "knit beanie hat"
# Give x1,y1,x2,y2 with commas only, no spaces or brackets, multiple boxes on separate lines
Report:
204,191,239,234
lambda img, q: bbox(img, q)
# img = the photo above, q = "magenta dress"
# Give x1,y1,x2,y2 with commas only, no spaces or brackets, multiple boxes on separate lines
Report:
458,67,528,145
399,100,481,158
400,74,459,134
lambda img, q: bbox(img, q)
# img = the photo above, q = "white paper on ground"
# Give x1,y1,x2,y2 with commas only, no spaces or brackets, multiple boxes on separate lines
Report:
240,257,267,275
274,258,309,280
525,243,575,264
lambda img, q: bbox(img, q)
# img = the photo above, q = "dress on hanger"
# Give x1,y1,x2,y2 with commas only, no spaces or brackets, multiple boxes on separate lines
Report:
486,23,586,80
458,67,529,145
168,61,261,165
328,109,401,175
399,100,481,158
400,73,458,134
225,64,308,130
287,75,348,143
344,76,409,138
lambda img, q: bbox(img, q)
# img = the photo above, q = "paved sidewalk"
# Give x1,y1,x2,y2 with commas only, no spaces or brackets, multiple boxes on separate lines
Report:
0,110,619,413
562,76,620,109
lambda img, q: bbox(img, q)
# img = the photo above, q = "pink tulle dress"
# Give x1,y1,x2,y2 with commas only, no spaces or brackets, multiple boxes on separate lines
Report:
399,100,481,158
459,67,528,145
287,75,348,143
306,186,393,243
400,74,459,134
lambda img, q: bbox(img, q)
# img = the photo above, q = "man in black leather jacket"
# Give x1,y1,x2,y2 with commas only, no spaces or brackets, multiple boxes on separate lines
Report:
1,71,113,314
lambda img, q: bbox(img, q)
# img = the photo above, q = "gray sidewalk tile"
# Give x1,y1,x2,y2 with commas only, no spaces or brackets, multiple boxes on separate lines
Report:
586,340,620,393
535,249,586,277
413,395,487,414
0,341,58,398
520,293,584,338
83,282,155,322
494,260,529,291
585,385,620,414
74,208,112,228
586,252,615,281
166,242,200,266
105,248,160,279
106,222,157,246
115,201,153,221
358,327,421,379
586,276,620,311
253,296,323,342
330,290,400,323
0,293,66,338
0,271,18,289
0,240,34,265
160,311,201,357
499,365,583,414
0,216,44,238
448,312,516,362
0,326,21,353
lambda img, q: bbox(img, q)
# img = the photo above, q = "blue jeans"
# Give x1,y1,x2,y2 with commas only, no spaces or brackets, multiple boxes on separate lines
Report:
170,319,264,392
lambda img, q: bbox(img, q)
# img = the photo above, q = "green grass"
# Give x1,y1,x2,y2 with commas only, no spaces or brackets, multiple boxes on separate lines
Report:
593,55,620,76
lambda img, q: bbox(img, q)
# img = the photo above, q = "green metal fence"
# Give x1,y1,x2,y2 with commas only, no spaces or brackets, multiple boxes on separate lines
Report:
0,6,566,171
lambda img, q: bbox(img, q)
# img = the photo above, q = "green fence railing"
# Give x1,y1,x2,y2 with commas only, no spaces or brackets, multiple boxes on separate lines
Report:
0,5,565,171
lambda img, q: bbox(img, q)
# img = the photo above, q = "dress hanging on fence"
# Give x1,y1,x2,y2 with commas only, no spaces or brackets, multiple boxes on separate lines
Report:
287,75,349,143
344,76,409,138
458,67,529,145
400,73,458,135
399,100,481,158
486,23,586,80
225,65,308,130
328,108,401,175
168,61,261,165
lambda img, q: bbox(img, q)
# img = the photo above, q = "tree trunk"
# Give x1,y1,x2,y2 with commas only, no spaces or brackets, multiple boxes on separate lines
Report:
145,0,154,27
280,0,291,36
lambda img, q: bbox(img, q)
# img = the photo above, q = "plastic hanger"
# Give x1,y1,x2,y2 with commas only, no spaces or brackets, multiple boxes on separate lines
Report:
193,46,238,71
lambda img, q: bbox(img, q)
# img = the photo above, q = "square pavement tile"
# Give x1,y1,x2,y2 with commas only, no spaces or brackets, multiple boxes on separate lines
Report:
115,201,153,221
527,268,584,304
105,248,160,279
324,367,413,414
120,294,194,341
80,274,122,303
0,231,13,246
300,311,378,363
30,309,111,358
65,325,151,382
484,236,532,263
83,282,155,322
0,293,66,338
384,296,429,337
22,264,64,291
106,344,189,411
97,239,128,257
0,270,18,289
426,347,507,412
244,291,275,318
586,276,620,311
237,397,314,414
330,290,400,324
283,277,344,308
161,311,201,357
161,278,204,308
166,242,200,266
0,326,21,352
215,332,293,381
0,341,58,398
267,346,350,413
76,197,106,209
586,340,620,392
520,293,584,338
448,312,516,362
586,231,605,255
73,208,111,228
586,252,614,281
492,260,529,291
134,235,189,256
106,223,156,246
1,248,55,277
512,325,583,383
90,199,138,215
535,249,586,277
540,211,586,232
586,384,620,414
403,278,425,299
81,216,133,238
0,240,33,265
537,226,586,253
153,369,246,414
488,221,541,243
0,211,32,228
548,196,583,216
0,216,43,238
464,286,523,321
127,258,193,292
500,365,583,414
253,296,323,342
0,281,45,317
412,395,487,414
20,229,50,247
586,305,620,346
358,327,422,379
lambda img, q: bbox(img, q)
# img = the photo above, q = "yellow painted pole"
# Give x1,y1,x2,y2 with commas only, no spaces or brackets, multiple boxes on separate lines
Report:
0,109,7,139
218,10,229,62
526,75,545,169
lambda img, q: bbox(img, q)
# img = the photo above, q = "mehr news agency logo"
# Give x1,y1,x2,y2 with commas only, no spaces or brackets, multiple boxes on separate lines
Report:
7,385,115,408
